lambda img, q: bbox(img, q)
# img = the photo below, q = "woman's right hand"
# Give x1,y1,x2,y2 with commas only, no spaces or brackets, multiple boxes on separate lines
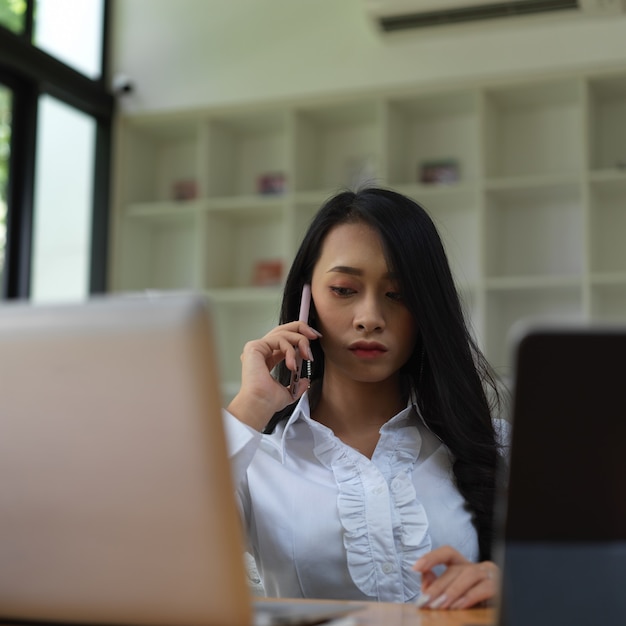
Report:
227,321,321,431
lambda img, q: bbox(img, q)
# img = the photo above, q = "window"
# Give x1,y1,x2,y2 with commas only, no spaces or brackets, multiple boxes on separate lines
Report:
31,95,96,301
0,0,112,301
35,0,105,79
0,0,25,34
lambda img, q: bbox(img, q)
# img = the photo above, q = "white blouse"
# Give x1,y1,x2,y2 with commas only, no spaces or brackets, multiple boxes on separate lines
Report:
224,393,505,603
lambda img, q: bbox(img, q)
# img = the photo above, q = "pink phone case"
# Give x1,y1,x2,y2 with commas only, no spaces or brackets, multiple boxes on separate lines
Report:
288,284,311,397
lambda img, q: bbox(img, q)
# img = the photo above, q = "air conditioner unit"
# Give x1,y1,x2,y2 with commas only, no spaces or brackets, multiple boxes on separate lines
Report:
362,0,626,33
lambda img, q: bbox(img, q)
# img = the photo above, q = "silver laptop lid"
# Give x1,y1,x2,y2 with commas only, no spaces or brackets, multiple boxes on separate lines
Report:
0,293,252,626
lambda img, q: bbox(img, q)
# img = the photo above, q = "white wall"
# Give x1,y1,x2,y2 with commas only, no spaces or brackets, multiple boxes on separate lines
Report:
111,0,626,113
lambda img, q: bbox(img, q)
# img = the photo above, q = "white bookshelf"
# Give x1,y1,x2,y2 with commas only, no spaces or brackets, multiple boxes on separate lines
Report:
111,67,626,400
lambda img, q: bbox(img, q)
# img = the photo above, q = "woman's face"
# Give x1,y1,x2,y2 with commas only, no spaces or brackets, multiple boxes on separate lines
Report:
310,221,417,386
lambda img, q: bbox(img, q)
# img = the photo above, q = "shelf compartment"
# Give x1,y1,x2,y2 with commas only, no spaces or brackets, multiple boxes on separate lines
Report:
485,275,582,291
293,100,382,192
386,90,479,186
291,199,323,256
590,282,626,321
117,209,202,291
205,110,289,197
484,172,580,191
484,182,583,279
203,204,288,289
407,186,481,288
485,285,584,374
483,79,583,179
126,200,204,218
208,195,287,216
119,117,201,204
590,272,626,284
212,296,282,398
458,286,484,351
588,176,626,274
207,286,283,304
587,72,626,171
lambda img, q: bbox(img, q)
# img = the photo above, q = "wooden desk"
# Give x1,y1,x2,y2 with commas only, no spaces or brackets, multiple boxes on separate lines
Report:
0,603,494,626
349,602,494,626
255,599,495,626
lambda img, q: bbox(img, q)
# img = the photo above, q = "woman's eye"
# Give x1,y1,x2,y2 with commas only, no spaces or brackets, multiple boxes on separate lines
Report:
330,286,356,297
386,291,404,302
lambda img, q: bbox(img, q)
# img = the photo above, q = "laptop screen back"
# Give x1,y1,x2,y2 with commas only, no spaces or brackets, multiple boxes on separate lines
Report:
0,294,252,626
498,324,626,626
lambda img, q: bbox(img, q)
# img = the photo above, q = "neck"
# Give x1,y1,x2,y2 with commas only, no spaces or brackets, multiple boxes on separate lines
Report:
311,369,406,437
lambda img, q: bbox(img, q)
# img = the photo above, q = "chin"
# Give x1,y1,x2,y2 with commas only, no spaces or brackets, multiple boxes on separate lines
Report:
346,368,400,386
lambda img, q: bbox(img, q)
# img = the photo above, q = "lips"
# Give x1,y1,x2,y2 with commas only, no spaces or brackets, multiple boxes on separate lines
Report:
349,341,388,359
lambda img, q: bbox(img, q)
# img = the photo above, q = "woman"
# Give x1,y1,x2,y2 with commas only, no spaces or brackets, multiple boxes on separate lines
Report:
225,188,507,609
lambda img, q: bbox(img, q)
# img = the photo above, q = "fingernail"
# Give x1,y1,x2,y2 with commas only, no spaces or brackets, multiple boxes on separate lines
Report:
310,327,322,337
306,346,314,360
415,594,430,608
429,594,447,609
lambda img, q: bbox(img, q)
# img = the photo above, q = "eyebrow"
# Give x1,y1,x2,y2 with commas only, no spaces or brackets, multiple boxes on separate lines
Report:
327,266,398,280
327,265,362,276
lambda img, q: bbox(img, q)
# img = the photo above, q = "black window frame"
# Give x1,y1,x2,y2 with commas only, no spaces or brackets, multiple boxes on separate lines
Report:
0,0,114,299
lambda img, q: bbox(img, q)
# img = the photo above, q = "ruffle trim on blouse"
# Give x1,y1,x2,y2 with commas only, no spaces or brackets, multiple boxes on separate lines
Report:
312,417,433,601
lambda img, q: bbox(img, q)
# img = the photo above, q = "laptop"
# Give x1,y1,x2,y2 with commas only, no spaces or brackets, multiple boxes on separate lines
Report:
0,293,361,626
496,323,626,626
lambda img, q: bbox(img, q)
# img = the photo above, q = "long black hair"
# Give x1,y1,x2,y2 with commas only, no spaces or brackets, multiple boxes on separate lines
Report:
266,187,502,561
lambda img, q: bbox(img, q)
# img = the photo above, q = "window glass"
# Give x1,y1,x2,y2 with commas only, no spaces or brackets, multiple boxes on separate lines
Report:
0,0,26,33
31,94,94,302
34,0,104,79
0,84,11,287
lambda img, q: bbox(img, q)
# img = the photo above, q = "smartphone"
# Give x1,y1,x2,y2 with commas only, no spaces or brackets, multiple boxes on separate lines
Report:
288,283,311,398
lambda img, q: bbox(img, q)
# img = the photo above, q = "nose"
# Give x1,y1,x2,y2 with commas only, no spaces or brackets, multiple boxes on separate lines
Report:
353,294,385,333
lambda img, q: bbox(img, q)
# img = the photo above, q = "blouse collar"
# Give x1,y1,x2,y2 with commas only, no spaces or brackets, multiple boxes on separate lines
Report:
266,392,420,462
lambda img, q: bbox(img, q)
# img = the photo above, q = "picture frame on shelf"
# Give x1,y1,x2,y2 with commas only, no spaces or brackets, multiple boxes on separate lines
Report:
172,179,198,201
252,259,283,286
419,159,460,185
257,172,286,195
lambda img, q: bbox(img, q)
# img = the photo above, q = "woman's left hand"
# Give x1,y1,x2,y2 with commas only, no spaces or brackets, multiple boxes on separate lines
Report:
412,546,499,610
